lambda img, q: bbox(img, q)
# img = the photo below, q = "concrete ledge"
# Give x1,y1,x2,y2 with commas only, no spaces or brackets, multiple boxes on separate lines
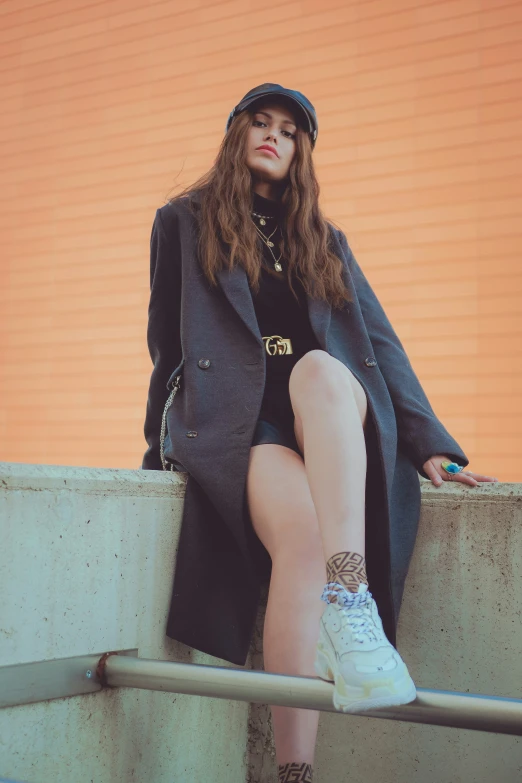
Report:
0,462,188,496
1,463,521,783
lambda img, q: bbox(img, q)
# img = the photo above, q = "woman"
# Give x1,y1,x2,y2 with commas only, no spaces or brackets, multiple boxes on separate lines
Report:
142,83,498,783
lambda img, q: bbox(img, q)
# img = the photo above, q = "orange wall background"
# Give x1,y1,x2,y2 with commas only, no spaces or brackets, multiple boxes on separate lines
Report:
1,0,521,480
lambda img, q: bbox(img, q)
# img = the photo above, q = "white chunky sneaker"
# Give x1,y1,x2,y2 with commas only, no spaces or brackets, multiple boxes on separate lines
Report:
314,582,417,713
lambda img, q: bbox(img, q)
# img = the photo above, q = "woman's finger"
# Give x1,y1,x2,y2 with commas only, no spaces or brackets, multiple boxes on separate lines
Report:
459,471,499,482
450,471,479,486
424,460,444,487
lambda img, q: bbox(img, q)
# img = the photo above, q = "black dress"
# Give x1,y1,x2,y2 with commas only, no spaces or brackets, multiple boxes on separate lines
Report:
249,191,322,455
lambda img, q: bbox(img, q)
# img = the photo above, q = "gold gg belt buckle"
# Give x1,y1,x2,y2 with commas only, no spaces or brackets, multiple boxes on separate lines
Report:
262,335,293,356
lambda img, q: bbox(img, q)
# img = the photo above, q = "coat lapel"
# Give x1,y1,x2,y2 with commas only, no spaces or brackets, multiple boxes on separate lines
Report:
216,263,332,352
216,265,263,347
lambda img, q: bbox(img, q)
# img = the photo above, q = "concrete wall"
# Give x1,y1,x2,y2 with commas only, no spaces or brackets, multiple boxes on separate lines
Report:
0,463,248,783
248,480,522,783
1,463,521,783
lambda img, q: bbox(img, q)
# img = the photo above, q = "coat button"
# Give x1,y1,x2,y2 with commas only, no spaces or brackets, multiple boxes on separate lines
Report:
186,431,198,438
364,356,377,367
198,358,211,369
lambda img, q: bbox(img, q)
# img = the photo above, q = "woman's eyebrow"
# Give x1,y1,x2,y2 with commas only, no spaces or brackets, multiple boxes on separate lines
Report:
255,110,296,129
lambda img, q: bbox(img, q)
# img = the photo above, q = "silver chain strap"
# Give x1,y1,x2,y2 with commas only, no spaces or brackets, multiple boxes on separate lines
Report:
160,375,181,471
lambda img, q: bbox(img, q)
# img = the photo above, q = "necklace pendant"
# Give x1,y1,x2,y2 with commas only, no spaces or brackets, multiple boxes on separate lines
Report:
274,261,283,271
259,218,266,226
267,240,274,247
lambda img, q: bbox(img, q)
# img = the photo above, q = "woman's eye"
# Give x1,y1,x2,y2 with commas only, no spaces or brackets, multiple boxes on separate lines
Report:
253,120,295,139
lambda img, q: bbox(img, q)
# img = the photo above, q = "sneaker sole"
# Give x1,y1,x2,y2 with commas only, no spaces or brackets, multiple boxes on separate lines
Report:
314,638,417,713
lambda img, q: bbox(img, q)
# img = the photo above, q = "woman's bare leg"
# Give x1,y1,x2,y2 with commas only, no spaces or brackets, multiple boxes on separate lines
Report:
288,349,368,565
245,350,369,774
246,443,326,771
285,349,417,716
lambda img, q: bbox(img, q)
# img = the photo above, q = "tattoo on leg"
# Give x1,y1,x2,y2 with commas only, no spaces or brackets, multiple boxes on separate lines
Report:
278,762,313,782
326,551,367,594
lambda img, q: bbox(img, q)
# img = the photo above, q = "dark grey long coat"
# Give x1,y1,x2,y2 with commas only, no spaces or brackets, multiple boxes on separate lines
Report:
142,191,469,666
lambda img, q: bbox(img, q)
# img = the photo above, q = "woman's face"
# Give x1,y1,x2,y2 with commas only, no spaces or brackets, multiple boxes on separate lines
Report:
245,100,298,186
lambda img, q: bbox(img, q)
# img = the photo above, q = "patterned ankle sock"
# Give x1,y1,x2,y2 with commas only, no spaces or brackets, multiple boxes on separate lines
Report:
278,762,313,782
326,550,367,597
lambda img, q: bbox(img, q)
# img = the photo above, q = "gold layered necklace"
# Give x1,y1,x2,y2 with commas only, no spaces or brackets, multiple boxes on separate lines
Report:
251,208,284,272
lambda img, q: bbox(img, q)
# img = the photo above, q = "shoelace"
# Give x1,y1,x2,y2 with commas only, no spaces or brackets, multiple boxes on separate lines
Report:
320,582,383,644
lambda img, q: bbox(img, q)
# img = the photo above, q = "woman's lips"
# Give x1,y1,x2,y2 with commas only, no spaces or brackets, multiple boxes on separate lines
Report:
257,147,278,157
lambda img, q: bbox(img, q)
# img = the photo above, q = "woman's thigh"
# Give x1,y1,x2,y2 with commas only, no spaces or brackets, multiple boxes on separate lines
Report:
246,442,323,560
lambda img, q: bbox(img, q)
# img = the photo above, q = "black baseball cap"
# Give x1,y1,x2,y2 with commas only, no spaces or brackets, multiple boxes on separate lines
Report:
225,82,318,149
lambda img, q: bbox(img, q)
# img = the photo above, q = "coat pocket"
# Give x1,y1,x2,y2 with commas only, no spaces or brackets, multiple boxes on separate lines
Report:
160,358,185,471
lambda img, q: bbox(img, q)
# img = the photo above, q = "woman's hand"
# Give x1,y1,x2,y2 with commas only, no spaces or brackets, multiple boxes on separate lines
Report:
422,454,499,488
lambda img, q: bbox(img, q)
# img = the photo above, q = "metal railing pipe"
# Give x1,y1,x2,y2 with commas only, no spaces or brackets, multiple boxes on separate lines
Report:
104,656,522,736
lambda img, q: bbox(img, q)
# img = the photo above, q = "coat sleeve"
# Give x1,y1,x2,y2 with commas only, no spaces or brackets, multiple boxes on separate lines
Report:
141,206,183,470
337,228,469,480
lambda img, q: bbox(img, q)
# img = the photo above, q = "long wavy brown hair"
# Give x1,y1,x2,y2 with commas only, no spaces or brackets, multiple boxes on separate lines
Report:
166,106,354,309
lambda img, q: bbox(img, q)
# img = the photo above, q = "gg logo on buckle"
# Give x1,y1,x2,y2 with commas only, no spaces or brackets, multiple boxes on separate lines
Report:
262,336,294,356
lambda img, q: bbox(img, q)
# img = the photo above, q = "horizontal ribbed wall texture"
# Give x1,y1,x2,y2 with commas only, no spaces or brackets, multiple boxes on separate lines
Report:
1,0,521,479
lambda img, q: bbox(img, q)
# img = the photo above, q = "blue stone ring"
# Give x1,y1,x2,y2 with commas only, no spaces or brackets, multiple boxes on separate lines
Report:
441,459,464,478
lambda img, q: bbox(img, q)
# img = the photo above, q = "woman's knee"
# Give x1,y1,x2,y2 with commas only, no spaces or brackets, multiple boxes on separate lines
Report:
247,444,322,559
271,512,323,562
253,494,323,562
289,349,368,425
